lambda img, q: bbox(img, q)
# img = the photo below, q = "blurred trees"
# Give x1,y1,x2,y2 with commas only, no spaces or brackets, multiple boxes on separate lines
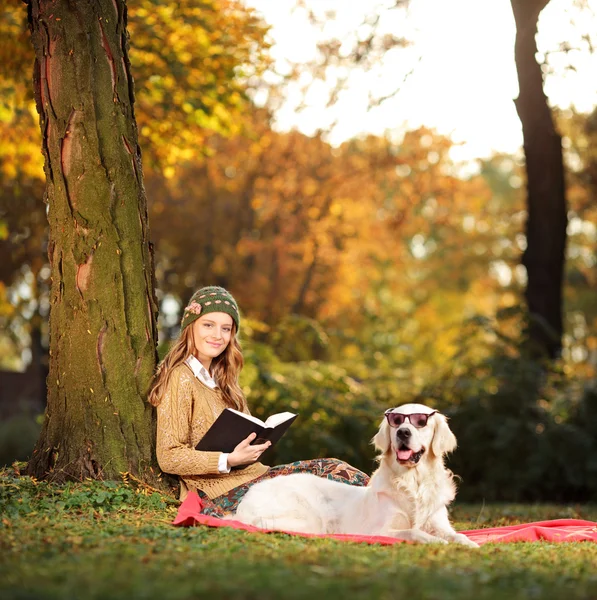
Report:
147,116,532,392
0,2,48,360
128,0,271,171
556,107,597,374
1,0,270,173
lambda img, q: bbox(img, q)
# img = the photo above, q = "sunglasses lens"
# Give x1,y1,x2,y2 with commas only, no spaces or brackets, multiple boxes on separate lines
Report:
411,414,428,428
387,413,405,427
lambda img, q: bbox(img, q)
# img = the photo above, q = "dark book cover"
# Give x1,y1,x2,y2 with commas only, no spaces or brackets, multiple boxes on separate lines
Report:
195,408,297,454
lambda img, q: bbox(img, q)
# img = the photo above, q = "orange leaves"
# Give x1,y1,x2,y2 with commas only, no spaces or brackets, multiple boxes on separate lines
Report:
126,0,271,171
148,112,513,335
1,0,272,178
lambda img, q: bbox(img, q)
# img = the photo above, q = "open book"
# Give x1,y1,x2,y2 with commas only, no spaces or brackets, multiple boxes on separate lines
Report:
195,408,297,454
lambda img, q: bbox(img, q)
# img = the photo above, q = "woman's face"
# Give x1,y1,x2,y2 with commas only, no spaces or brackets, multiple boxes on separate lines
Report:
191,312,234,367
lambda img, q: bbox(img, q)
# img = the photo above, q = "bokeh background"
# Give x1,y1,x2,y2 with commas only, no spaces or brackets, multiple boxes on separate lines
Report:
1,0,597,501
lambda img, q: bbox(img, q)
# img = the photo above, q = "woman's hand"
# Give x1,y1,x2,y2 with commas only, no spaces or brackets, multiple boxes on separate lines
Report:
227,432,271,468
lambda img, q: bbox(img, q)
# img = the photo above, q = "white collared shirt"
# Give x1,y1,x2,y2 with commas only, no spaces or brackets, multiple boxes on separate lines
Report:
185,355,218,389
185,355,231,473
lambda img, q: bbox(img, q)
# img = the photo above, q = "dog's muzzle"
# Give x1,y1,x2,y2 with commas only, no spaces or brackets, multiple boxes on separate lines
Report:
396,438,425,465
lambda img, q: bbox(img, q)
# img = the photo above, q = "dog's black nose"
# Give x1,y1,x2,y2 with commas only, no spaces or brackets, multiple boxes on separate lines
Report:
397,428,411,440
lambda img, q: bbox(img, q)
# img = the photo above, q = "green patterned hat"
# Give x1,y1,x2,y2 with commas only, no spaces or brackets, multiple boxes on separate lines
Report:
180,286,240,332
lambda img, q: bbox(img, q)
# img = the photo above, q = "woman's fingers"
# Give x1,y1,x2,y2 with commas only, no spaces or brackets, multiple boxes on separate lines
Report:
232,435,271,465
245,432,258,444
252,441,270,452
236,432,257,450
250,441,270,460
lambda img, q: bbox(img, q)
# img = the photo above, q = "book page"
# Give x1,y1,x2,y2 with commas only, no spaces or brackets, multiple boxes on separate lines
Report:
226,408,266,427
264,412,296,428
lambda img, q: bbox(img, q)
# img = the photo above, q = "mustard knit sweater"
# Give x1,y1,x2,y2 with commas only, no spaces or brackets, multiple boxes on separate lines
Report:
156,363,269,500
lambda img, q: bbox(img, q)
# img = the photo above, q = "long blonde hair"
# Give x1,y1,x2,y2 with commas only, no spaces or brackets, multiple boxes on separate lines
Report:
148,322,246,411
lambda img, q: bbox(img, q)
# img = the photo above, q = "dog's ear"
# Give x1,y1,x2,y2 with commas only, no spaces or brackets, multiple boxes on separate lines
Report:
431,413,457,457
372,418,392,455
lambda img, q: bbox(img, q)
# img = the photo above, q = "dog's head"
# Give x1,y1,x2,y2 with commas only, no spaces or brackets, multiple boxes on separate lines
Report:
373,403,457,468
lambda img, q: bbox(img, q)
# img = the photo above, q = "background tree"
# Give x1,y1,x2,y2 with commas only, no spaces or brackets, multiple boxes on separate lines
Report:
511,0,568,360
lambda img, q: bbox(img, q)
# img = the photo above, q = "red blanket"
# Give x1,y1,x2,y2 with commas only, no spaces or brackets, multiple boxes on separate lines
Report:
173,492,597,545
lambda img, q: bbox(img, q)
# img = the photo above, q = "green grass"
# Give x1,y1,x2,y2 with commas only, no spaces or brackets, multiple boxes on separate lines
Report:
2,466,597,600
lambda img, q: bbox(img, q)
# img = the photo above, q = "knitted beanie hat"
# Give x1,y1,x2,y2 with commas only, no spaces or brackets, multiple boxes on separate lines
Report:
180,286,240,332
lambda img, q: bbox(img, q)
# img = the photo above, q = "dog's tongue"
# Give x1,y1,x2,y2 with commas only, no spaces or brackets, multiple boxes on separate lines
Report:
397,448,413,461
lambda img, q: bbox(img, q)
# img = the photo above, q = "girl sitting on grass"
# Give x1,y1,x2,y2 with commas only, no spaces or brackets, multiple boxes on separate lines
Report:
148,286,368,516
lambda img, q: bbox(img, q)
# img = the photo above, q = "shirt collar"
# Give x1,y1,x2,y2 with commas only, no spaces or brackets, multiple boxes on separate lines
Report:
185,355,217,389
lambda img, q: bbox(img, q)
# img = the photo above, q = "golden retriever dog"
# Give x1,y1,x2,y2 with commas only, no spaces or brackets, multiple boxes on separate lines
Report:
230,403,478,547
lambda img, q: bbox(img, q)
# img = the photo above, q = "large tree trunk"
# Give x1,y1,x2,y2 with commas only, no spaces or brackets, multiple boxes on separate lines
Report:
26,0,158,481
511,0,568,359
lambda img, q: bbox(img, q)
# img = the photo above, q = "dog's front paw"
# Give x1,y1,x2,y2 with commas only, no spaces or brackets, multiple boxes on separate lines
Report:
389,529,448,544
428,537,449,545
453,533,480,548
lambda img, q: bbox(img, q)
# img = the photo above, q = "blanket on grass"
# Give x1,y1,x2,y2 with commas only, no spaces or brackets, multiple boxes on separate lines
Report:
173,491,597,545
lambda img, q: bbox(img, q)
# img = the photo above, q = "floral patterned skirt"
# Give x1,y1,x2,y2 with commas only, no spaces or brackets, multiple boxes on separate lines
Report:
197,458,370,518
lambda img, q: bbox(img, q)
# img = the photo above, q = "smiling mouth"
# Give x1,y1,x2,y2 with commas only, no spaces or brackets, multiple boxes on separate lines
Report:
396,444,425,464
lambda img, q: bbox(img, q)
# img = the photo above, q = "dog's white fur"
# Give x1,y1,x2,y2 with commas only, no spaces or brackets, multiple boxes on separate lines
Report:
230,403,478,547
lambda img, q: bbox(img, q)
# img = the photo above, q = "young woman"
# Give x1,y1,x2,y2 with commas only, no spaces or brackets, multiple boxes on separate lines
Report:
149,286,369,517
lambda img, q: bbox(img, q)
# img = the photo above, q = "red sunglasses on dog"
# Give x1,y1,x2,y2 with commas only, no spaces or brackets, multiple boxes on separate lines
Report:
384,410,438,429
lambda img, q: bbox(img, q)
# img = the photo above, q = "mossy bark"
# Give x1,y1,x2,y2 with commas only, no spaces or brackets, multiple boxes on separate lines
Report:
26,0,159,481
